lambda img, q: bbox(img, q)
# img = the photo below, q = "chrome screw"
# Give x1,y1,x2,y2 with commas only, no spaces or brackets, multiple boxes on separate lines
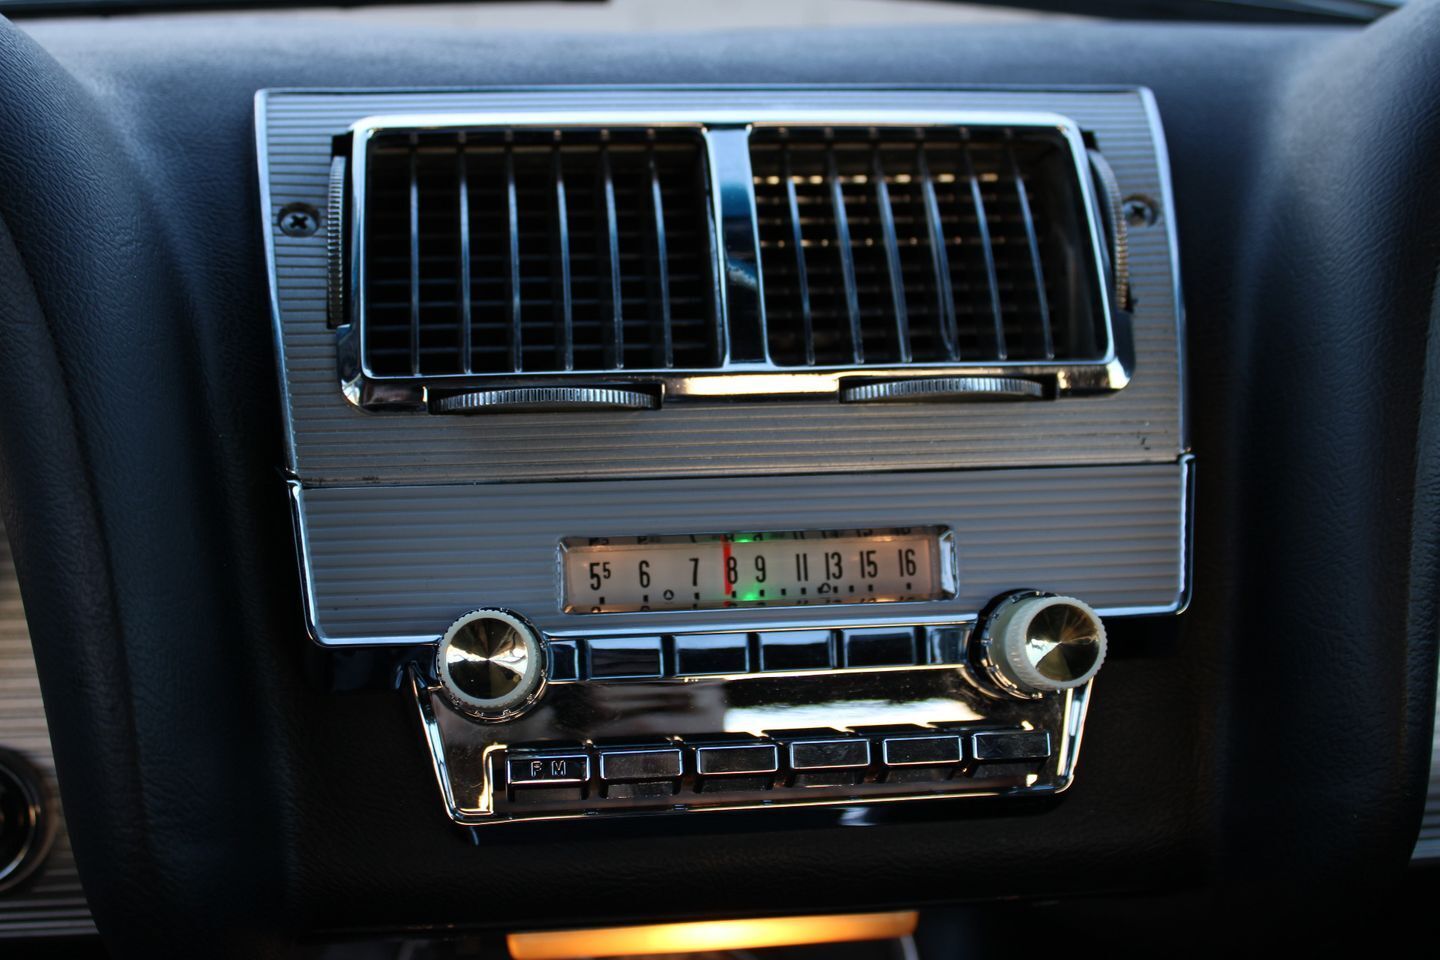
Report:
278,202,321,238
1122,195,1159,228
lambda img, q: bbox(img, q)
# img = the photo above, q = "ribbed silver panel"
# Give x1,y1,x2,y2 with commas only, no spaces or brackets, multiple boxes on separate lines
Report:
300,462,1187,643
1417,667,1440,860
0,525,95,939
261,88,1182,484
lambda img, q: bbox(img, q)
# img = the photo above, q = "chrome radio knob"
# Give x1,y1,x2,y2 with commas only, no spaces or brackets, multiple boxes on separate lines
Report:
977,594,1107,699
436,609,546,720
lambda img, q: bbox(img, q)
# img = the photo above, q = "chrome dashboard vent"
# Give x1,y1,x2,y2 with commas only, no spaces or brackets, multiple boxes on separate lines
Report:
338,113,1125,411
359,128,720,380
751,127,1103,367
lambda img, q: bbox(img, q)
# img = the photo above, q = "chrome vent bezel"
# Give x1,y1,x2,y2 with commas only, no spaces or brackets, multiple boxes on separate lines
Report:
337,109,1128,411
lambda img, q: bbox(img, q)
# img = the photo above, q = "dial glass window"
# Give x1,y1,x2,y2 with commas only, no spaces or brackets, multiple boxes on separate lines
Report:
560,527,955,614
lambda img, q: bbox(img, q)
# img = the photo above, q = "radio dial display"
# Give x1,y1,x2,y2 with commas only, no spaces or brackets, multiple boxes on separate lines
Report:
561,527,954,614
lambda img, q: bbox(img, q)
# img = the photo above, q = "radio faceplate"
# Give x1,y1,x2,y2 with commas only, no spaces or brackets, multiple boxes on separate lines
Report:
415,663,1089,824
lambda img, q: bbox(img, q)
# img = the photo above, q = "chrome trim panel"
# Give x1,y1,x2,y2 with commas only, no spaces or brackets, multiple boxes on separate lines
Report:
257,87,1184,484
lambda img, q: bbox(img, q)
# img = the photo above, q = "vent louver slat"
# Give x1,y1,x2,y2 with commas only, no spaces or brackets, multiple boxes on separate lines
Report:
362,129,720,379
455,142,473,372
549,144,573,371
645,142,674,368
915,144,959,361
502,142,522,372
751,127,1104,368
871,142,912,364
1008,142,1054,360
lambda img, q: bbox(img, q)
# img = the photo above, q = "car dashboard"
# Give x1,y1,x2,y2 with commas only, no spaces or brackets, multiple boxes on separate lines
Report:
0,2,1436,956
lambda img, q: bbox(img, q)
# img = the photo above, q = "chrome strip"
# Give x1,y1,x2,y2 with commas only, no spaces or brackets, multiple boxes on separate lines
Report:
339,107,1125,410
1175,451,1197,616
1140,87,1190,453
705,126,764,364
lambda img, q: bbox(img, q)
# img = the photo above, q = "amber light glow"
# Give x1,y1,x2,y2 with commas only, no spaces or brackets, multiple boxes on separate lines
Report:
507,910,918,959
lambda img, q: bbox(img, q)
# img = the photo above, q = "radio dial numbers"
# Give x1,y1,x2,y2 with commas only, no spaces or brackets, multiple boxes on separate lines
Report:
561,528,951,614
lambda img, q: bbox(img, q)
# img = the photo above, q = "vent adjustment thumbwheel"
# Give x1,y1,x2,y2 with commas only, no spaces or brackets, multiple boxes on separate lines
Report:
977,594,1107,699
0,747,56,893
436,609,547,721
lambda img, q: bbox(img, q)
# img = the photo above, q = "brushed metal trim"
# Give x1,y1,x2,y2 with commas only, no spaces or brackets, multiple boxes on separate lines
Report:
288,456,1193,649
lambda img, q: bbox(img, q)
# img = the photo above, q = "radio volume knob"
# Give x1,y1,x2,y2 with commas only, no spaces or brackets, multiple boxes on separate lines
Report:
436,609,546,720
978,594,1107,698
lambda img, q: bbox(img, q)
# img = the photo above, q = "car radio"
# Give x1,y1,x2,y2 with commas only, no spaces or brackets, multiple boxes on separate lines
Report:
258,85,1189,825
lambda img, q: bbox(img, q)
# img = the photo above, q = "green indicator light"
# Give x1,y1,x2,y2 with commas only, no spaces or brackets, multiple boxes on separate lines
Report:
739,588,762,602
733,534,757,543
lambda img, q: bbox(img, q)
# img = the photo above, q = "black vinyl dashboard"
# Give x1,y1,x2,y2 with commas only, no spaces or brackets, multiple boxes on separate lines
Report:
0,2,1437,955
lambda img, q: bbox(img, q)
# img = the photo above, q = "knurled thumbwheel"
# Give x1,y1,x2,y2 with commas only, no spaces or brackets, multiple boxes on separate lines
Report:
986,594,1107,696
436,609,546,720
0,747,55,892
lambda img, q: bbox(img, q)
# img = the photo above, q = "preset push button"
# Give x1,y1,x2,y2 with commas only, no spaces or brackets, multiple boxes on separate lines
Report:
586,636,664,679
695,744,779,776
758,631,833,671
881,735,963,767
971,730,1052,762
599,748,683,782
673,634,750,676
842,627,918,668
789,739,871,770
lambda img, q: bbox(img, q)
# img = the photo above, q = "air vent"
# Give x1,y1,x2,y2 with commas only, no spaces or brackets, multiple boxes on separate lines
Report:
750,127,1105,367
359,128,720,379
338,112,1124,411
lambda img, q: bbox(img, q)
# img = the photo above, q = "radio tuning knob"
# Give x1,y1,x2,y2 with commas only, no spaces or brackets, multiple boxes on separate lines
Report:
977,594,1107,699
436,609,547,721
